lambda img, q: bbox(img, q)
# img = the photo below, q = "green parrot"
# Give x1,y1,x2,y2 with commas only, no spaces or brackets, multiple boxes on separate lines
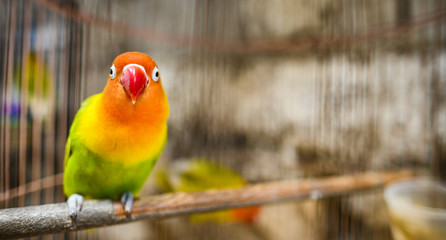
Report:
63,52,169,220
13,52,54,120
155,159,260,224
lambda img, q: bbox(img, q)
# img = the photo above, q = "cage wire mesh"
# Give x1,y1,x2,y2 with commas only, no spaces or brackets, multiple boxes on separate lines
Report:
1,0,445,239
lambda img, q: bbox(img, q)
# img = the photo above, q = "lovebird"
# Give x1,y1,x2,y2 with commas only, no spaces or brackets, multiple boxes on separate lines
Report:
155,159,260,224
63,52,169,220
4,52,54,126
15,52,54,120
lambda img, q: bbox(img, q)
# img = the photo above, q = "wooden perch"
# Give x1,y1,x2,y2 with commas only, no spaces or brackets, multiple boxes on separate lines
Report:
0,170,414,239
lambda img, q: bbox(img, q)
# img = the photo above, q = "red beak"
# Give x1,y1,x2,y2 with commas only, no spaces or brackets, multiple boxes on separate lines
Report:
120,64,148,104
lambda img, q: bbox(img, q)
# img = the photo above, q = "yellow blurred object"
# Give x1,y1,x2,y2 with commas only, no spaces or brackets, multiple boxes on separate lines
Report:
14,52,54,120
384,178,446,240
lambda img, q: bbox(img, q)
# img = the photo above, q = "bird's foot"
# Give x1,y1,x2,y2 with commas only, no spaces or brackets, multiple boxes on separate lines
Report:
121,192,134,218
67,194,84,224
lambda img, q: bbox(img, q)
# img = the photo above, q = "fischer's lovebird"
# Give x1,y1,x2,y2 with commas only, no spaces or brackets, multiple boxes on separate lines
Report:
63,52,169,220
155,159,260,224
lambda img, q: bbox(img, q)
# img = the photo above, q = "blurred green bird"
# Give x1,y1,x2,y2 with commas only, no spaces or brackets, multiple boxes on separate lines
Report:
155,159,260,224
12,52,54,121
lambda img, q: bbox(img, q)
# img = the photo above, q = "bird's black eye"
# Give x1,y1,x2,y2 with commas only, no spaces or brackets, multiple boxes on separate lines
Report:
110,64,116,79
152,66,159,82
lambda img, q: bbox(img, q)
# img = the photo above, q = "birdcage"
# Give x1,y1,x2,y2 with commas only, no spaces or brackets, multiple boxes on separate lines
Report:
1,0,445,239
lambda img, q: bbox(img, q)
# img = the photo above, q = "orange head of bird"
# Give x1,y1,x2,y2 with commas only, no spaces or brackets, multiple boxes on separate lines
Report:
101,52,169,122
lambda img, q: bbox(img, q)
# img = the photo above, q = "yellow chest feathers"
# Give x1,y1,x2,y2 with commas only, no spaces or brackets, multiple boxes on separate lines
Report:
76,102,167,165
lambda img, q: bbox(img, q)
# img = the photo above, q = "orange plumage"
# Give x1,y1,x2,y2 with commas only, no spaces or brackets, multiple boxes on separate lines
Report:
64,52,169,205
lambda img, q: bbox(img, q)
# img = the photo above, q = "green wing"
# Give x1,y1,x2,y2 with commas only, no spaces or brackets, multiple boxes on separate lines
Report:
64,94,98,167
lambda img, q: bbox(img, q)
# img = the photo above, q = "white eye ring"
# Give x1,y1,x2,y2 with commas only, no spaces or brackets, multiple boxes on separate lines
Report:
152,66,159,82
110,64,116,79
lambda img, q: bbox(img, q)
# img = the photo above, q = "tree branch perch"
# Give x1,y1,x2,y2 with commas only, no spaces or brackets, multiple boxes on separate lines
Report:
0,170,414,239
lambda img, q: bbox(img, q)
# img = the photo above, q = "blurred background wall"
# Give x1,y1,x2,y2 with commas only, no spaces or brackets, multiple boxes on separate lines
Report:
1,0,445,239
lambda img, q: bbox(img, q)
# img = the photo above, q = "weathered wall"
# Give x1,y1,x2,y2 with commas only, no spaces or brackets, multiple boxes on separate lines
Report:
73,0,446,239
0,0,440,239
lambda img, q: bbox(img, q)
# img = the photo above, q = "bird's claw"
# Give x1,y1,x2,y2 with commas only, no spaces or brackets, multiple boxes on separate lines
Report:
67,194,84,224
121,192,134,218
